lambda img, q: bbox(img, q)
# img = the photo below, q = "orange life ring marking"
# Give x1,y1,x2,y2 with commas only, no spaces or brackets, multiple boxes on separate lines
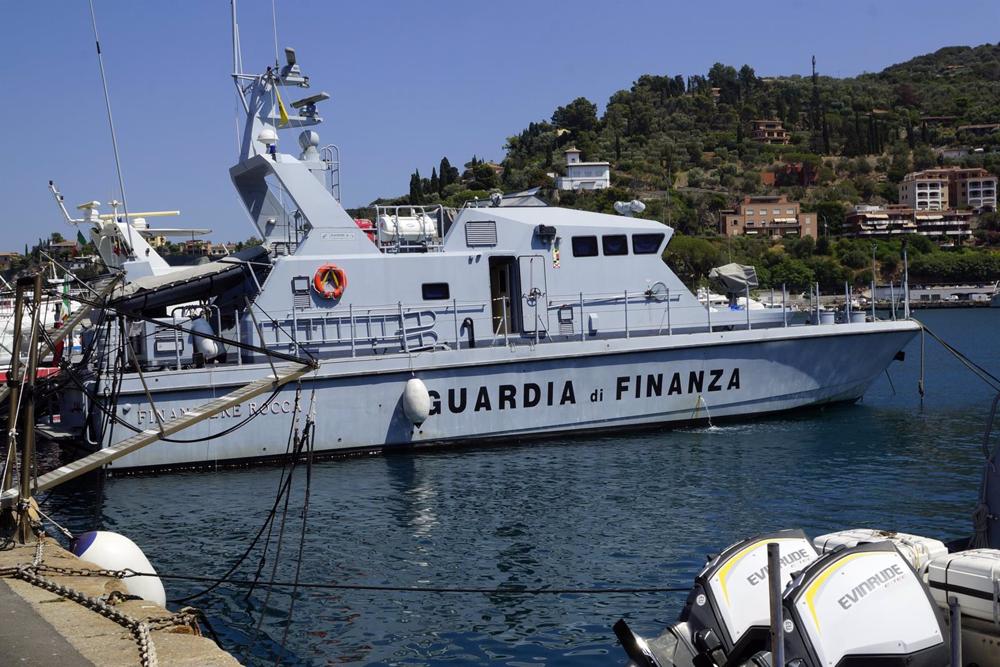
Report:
313,264,347,299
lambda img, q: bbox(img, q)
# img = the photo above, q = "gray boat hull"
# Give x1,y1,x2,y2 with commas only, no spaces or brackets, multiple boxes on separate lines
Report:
85,320,919,471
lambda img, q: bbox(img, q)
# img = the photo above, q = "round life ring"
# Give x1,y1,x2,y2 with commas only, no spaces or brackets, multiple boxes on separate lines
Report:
313,264,347,299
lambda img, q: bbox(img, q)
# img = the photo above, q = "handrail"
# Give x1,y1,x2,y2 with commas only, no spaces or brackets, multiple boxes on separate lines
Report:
229,282,855,363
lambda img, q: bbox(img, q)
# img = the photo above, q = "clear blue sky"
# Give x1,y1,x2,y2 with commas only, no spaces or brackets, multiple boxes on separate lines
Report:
4,0,998,249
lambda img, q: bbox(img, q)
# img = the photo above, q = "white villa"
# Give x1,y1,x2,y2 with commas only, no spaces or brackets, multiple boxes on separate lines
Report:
556,148,610,190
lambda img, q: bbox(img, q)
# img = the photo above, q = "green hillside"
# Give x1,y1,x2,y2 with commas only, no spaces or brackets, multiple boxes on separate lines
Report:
384,44,1000,289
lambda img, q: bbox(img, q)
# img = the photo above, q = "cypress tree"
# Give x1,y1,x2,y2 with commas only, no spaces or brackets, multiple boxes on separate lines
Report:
430,168,439,195
408,171,421,204
439,157,452,190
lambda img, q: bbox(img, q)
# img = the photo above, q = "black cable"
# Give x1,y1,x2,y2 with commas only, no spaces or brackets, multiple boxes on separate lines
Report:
168,436,307,604
41,284,315,367
920,322,1000,391
41,326,287,445
246,432,298,661
245,388,302,599
276,406,313,666
131,571,692,595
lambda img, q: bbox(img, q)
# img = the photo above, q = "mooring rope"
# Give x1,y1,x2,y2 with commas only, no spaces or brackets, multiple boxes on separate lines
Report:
60,568,692,596
916,320,1000,393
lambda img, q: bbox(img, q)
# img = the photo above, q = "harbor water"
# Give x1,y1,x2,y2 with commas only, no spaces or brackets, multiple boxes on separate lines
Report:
42,308,1000,665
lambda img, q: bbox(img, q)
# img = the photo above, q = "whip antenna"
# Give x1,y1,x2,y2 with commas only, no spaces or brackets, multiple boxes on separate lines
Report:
88,0,135,259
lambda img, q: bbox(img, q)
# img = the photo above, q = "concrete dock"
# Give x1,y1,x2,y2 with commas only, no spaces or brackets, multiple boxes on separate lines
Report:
0,537,240,666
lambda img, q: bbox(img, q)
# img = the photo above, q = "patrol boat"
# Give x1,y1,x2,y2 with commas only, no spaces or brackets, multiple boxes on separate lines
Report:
57,43,921,472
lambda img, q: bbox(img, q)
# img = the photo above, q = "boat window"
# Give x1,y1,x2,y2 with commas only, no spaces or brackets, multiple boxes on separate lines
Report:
421,283,450,300
602,235,628,256
571,236,599,257
632,233,665,255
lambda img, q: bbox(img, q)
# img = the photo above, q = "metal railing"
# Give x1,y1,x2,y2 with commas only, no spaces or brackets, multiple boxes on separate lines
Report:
229,281,901,365
320,144,341,202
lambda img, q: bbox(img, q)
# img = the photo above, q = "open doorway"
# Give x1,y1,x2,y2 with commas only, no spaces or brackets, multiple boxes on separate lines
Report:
488,256,519,336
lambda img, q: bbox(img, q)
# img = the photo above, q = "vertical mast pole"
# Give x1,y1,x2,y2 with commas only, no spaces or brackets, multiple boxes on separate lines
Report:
1,283,26,493
88,0,135,260
16,274,43,543
902,240,911,319
231,0,241,76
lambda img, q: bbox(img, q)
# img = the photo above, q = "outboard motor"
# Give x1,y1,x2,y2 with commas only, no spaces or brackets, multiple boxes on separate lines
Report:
614,529,818,667
680,529,818,665
613,619,696,667
780,541,949,666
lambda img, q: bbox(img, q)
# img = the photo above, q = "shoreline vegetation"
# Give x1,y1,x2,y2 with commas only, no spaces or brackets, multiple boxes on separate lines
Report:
376,43,1000,291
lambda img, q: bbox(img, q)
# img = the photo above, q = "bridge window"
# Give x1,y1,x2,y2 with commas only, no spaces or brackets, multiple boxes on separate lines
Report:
632,233,665,254
602,235,629,256
422,283,450,300
571,236,598,257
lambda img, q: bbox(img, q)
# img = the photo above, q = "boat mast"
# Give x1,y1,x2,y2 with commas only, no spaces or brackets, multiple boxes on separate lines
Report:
87,0,135,260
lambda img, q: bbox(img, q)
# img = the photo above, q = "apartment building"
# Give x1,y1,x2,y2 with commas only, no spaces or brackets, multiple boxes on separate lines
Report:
720,195,816,238
842,205,972,245
899,170,949,210
950,167,997,210
899,167,997,212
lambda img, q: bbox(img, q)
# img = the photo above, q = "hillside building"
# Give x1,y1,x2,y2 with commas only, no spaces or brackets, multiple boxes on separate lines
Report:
750,119,790,145
556,148,610,191
720,195,816,239
842,205,972,245
950,167,997,211
761,162,818,187
0,252,20,271
899,167,997,212
899,170,949,210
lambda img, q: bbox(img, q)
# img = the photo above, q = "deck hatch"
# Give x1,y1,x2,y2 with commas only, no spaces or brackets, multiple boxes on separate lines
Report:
465,220,497,246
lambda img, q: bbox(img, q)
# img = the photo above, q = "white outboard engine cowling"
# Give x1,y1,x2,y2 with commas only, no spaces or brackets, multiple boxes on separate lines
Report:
781,541,949,666
614,529,818,667
679,528,818,663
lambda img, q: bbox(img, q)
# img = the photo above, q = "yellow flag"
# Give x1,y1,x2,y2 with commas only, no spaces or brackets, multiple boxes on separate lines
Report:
275,87,290,127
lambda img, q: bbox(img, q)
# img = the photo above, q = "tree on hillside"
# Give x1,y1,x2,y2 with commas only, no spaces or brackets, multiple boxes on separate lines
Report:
408,170,422,204
468,163,499,190
708,63,740,104
552,97,598,133
439,157,459,193
664,235,720,285
738,64,758,98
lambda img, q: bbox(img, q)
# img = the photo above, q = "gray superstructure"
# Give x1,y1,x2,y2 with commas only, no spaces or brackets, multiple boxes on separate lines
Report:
59,47,919,471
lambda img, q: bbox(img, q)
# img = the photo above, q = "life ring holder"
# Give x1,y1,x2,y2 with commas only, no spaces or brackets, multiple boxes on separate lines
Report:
313,264,347,300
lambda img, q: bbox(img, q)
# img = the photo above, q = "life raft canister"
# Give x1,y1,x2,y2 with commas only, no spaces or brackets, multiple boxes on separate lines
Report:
313,263,347,299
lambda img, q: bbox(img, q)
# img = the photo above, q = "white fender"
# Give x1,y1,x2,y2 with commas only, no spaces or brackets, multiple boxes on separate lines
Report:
190,317,221,359
72,531,166,606
402,377,431,426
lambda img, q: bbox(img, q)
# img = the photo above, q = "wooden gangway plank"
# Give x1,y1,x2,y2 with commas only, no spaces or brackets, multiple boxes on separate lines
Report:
1,362,312,507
